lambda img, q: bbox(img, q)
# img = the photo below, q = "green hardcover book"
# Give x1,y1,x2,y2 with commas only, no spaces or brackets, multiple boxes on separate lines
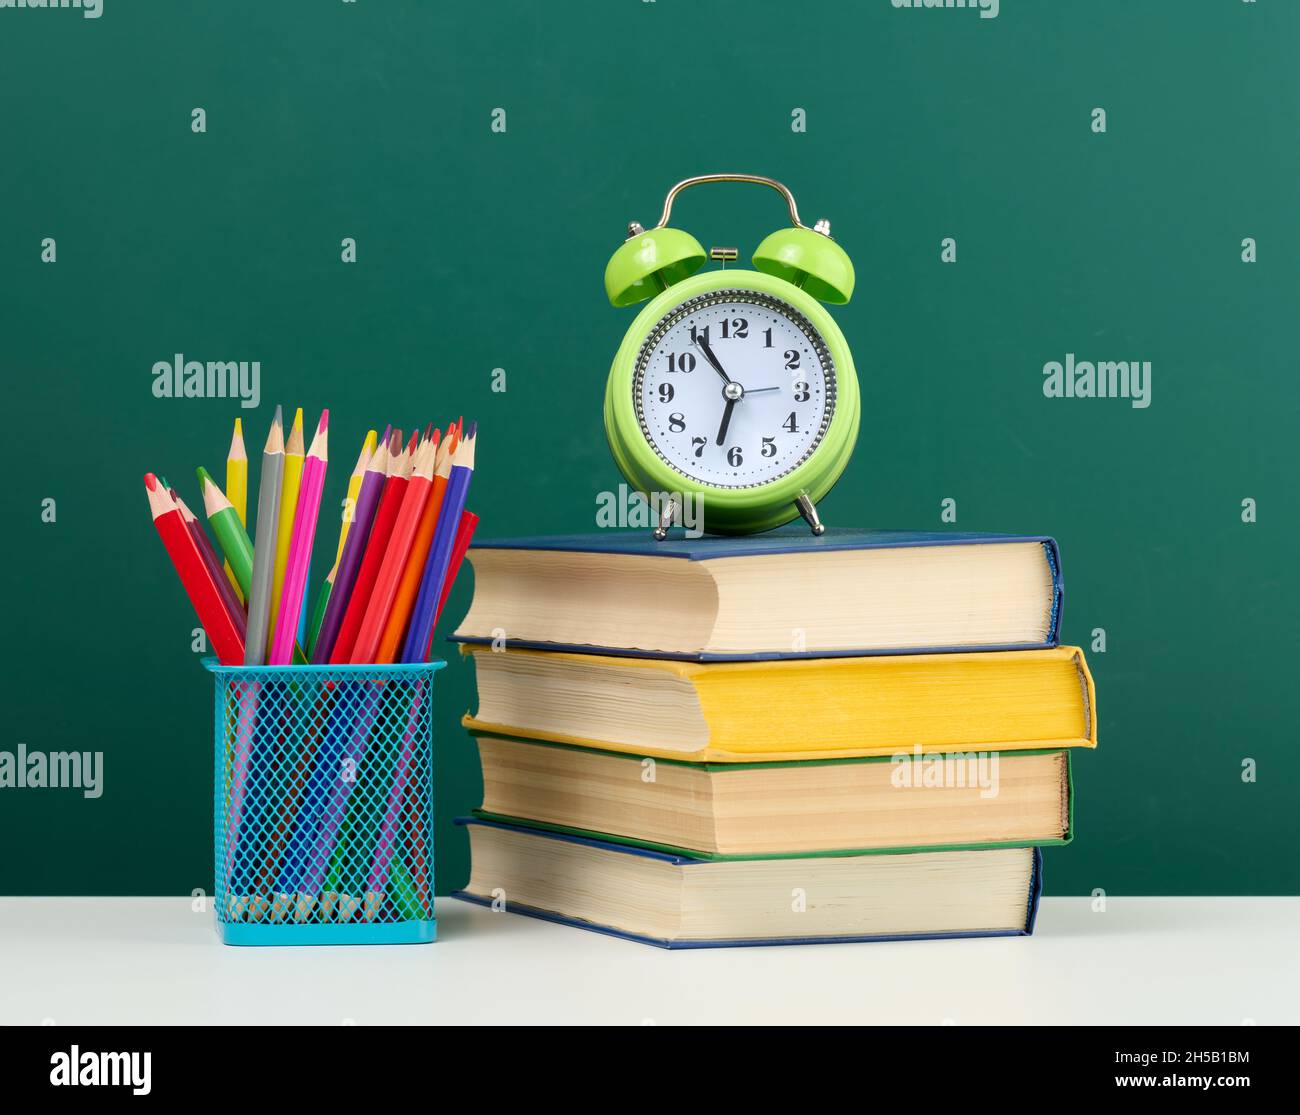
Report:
470,733,1073,861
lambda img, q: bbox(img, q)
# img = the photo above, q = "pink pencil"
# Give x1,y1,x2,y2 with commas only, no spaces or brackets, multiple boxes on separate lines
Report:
269,411,329,665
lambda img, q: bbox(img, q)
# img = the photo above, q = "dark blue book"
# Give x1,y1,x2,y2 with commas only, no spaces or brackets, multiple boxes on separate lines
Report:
453,817,1042,950
452,527,1062,661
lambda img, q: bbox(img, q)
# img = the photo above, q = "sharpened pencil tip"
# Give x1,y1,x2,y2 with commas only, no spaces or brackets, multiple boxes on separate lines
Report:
273,404,283,427
465,420,477,439
234,417,243,435
196,465,214,490
317,408,329,433
144,472,157,491
291,407,303,431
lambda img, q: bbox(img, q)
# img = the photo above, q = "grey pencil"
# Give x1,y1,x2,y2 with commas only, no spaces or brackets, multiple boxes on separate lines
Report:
244,406,285,666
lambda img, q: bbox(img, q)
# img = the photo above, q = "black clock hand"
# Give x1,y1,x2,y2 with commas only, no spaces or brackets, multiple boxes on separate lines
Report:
694,338,732,385
716,396,737,446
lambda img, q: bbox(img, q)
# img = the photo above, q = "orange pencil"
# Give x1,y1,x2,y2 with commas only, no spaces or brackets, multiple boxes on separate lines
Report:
145,473,244,665
329,429,412,664
350,431,439,664
373,426,457,664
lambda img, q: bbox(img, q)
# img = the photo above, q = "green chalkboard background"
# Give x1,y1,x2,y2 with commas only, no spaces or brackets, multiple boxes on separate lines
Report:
1,1,1295,897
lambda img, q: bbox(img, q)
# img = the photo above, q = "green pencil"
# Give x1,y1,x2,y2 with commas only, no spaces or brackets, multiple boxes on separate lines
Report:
198,467,254,595
201,462,310,666
387,856,428,921
306,567,335,660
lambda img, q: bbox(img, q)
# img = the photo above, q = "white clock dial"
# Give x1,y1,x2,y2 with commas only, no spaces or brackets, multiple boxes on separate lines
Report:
633,290,836,488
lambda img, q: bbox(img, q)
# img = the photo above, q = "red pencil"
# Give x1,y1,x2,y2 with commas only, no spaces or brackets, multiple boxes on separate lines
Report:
350,432,439,664
434,509,480,628
145,473,244,665
328,430,411,664
433,510,478,629
175,491,247,638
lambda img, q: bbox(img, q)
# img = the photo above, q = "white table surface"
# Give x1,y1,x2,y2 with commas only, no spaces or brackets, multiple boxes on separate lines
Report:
0,897,1295,1026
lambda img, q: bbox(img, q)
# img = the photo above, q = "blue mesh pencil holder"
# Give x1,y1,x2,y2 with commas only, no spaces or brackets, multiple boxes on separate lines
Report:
204,658,446,946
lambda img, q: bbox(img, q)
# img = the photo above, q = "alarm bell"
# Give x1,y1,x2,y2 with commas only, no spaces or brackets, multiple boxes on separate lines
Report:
604,174,854,308
752,225,854,305
603,225,706,308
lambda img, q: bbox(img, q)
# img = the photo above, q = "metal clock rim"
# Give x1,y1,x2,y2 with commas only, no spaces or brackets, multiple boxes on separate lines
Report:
631,288,838,491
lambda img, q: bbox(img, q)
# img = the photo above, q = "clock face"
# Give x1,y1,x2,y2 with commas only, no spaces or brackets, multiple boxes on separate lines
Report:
632,289,836,489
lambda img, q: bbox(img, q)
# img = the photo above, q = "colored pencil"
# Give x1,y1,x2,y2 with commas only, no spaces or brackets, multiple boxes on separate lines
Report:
225,418,247,602
174,492,247,638
373,427,457,663
282,680,348,921
378,423,457,911
283,428,388,918
336,429,378,569
329,429,412,664
306,565,334,659
386,855,428,920
350,431,439,664
435,509,479,627
242,407,284,666
358,508,479,920
403,425,476,663
230,413,324,916
267,407,305,658
256,670,332,920
145,474,244,665
270,411,329,665
361,435,475,918
302,432,375,659
300,677,383,920
198,467,255,601
311,431,390,663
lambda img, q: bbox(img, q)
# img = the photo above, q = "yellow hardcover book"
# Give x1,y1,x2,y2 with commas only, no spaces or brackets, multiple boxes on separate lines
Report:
463,645,1096,763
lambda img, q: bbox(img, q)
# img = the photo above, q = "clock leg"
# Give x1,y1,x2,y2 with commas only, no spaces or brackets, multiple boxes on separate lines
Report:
794,493,826,536
652,496,679,542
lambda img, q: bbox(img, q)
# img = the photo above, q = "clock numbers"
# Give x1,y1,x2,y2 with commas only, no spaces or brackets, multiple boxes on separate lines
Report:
636,291,833,489
665,352,696,373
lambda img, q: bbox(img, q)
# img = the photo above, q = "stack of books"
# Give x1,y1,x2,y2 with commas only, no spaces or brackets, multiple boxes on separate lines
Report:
451,529,1095,948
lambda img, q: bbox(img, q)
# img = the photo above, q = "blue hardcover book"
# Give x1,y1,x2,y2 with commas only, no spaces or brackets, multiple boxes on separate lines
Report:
453,817,1043,950
451,527,1062,661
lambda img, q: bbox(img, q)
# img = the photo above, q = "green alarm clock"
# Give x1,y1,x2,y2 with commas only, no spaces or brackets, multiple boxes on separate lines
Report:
603,173,860,538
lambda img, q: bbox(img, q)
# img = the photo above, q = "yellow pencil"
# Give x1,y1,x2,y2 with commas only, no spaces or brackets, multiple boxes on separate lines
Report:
224,417,248,603
336,429,378,570
267,407,305,657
